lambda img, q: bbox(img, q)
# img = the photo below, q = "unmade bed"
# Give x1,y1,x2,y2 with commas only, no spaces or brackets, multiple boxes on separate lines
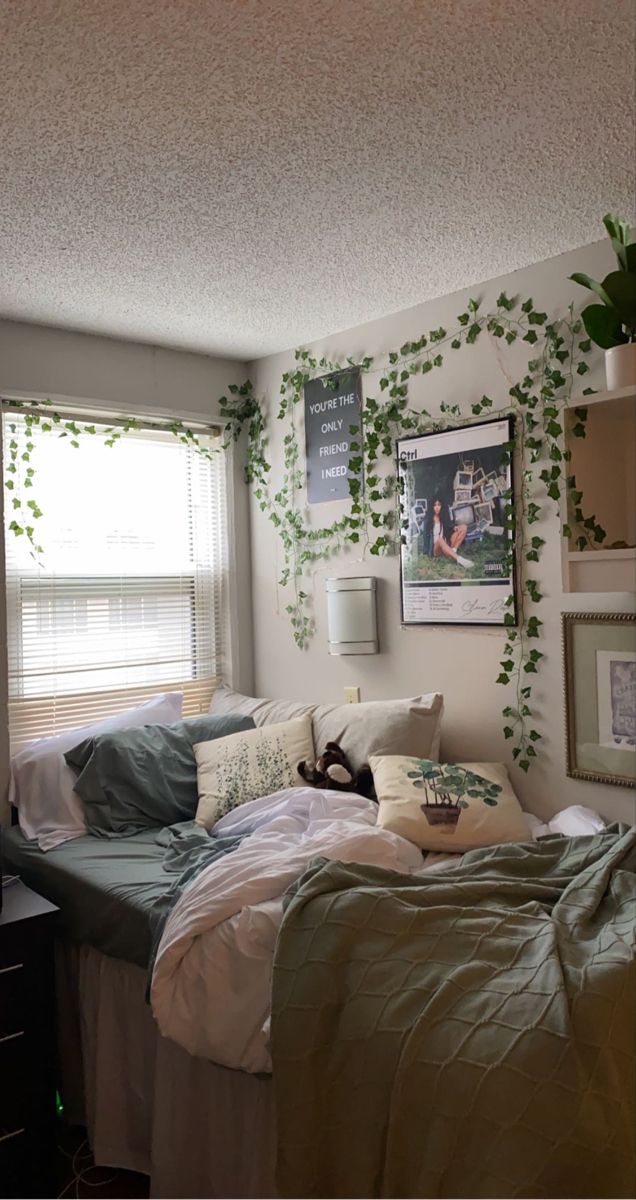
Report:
5,803,634,1199
4,825,173,966
4,824,279,1199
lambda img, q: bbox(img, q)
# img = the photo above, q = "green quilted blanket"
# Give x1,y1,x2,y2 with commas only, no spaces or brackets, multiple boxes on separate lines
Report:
271,827,636,1199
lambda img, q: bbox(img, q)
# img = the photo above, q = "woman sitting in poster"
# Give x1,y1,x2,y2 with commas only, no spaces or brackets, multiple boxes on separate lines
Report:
423,496,473,568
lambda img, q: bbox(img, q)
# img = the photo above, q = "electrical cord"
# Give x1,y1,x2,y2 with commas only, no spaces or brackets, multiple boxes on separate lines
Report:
56,1136,118,1198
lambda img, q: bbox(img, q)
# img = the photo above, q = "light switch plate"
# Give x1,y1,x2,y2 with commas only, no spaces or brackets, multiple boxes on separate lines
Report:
344,686,360,704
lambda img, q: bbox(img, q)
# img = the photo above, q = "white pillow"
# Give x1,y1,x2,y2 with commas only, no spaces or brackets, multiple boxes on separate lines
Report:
525,805,606,840
194,715,315,830
210,685,444,769
10,692,184,851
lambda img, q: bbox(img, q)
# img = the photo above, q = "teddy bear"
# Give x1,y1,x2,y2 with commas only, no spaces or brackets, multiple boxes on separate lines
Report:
297,740,375,799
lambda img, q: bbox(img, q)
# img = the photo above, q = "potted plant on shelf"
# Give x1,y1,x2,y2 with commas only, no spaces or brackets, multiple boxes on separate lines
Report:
404,760,501,831
570,213,636,390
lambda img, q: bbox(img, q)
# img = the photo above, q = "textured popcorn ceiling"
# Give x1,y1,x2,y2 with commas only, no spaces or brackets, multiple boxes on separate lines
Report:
1,0,635,360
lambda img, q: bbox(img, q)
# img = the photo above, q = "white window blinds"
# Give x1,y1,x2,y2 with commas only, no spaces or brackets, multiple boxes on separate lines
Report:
2,409,226,748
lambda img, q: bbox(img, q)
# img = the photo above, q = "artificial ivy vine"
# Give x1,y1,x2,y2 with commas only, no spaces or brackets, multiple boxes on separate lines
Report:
3,292,597,773
2,401,216,558
219,293,596,773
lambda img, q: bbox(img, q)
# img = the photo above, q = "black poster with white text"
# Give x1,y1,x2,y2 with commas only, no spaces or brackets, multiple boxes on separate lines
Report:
304,368,362,504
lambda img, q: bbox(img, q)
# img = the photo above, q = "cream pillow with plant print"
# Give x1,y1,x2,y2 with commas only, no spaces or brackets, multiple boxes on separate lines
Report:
194,715,315,829
371,757,528,853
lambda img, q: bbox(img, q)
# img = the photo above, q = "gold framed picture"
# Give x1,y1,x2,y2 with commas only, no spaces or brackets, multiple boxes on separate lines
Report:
563,612,636,788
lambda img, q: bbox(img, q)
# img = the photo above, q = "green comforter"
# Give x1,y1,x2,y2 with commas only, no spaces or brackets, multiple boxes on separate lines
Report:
272,827,636,1199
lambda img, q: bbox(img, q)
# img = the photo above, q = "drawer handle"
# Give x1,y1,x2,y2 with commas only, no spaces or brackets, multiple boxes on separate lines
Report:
0,1127,25,1144
0,963,24,976
0,1030,24,1045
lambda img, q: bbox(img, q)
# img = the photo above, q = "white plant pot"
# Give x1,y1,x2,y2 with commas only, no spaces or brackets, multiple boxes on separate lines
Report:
605,342,636,391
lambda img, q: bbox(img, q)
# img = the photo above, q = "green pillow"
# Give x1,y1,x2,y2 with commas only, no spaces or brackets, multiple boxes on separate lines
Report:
64,714,255,837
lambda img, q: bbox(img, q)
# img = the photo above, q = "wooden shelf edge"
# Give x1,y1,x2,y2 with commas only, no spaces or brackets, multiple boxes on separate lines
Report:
567,548,636,562
567,384,636,408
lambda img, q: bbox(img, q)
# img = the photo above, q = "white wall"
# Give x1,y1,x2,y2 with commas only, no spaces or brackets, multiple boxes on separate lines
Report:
0,319,253,814
248,240,636,825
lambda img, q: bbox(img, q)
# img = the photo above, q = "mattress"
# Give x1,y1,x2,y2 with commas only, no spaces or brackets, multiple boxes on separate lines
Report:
4,825,172,967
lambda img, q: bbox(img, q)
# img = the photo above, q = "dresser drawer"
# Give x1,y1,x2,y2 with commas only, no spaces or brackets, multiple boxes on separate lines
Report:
0,883,58,1199
0,960,26,1038
0,924,27,974
0,1031,29,1130
0,1126,31,1200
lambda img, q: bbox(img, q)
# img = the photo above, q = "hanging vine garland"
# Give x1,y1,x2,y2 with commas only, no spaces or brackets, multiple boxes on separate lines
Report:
2,401,217,559
218,292,595,772
2,292,596,772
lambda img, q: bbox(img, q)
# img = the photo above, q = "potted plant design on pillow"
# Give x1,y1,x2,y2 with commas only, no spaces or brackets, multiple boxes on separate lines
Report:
405,761,502,830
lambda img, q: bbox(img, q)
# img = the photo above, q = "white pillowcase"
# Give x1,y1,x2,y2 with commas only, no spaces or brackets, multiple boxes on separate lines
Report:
10,692,184,851
209,685,444,770
524,805,606,839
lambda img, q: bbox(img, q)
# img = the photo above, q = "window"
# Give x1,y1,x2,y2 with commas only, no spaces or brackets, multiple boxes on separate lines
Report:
2,408,226,748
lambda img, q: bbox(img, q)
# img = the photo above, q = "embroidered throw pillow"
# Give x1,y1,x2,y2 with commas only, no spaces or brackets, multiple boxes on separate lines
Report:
194,715,315,829
371,757,528,853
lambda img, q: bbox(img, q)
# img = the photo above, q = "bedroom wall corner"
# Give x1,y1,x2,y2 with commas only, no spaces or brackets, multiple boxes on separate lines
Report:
246,240,636,827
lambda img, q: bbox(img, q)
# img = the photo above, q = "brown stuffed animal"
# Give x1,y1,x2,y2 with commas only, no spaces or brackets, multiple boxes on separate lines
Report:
298,741,375,799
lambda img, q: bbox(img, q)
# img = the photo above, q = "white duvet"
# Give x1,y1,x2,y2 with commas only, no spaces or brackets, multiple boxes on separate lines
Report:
150,789,605,1073
151,787,423,1072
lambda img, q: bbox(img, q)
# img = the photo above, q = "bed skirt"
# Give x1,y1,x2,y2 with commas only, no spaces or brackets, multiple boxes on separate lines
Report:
55,940,277,1199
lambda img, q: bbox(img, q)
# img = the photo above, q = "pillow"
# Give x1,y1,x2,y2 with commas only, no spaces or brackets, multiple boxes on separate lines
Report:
372,757,528,853
9,692,184,851
209,684,315,726
64,714,255,838
210,685,443,770
194,715,315,830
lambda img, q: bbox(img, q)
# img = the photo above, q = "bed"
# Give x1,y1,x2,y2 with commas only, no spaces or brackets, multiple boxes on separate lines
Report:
5,685,633,1199
4,782,425,1196
3,688,447,1197
4,823,279,1198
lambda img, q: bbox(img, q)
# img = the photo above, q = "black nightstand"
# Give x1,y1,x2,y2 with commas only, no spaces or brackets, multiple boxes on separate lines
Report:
0,881,58,1199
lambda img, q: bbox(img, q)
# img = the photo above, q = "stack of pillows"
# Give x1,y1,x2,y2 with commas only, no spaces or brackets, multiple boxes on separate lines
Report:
11,683,531,855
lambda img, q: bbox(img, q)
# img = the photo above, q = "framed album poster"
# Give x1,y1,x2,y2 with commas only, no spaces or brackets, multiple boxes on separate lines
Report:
563,611,636,787
398,416,517,626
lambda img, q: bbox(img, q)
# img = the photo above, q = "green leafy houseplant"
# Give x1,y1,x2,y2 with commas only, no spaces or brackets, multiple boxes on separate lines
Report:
569,214,636,348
